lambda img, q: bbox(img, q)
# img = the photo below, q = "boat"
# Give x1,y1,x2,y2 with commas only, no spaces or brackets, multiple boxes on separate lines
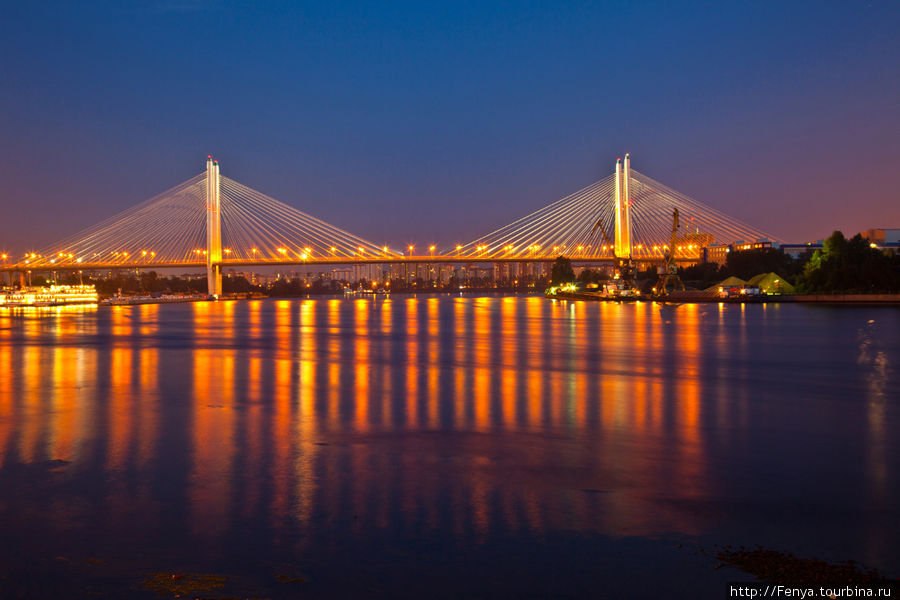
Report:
0,285,99,307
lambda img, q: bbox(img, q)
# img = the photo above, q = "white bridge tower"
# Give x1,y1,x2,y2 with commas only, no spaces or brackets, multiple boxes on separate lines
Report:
613,153,633,259
206,156,222,297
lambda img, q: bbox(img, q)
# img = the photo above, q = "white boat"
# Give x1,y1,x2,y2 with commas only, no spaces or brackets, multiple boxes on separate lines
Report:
0,285,99,307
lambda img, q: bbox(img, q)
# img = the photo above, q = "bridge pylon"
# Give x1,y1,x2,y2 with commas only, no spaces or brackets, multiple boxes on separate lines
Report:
206,156,222,296
613,154,632,259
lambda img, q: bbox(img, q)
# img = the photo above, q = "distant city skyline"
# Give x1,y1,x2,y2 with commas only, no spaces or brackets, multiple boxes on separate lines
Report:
1,1,899,254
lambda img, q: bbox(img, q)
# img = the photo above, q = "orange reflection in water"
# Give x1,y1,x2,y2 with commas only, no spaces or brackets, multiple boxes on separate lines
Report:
354,299,370,432
295,300,318,524
498,297,518,431
270,301,293,529
189,302,237,545
452,298,467,426
48,347,80,463
19,340,44,463
405,297,419,426
0,296,724,550
134,309,159,458
379,298,393,425
0,337,10,467
425,298,439,428
471,298,492,431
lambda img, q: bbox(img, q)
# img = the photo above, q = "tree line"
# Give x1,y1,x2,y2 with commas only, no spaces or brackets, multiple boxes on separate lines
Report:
549,231,900,293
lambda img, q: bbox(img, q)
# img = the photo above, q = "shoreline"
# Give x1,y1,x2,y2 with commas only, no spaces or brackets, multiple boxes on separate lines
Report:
552,291,900,304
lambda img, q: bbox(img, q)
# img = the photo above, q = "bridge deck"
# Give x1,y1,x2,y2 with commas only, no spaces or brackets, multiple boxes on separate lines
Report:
0,255,702,272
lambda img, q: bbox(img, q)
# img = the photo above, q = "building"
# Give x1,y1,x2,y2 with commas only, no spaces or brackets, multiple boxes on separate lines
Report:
702,239,773,266
779,243,823,259
860,228,900,244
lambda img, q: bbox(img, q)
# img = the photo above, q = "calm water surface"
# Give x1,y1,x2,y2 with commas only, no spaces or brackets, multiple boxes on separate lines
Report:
0,295,897,598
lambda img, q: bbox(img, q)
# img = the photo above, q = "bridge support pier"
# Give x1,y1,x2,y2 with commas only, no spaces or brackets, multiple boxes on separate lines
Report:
206,156,223,297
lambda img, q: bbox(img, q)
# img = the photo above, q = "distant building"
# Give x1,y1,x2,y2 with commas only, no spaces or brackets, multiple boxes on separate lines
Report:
703,244,730,265
733,240,773,252
702,239,773,266
779,243,823,259
860,228,900,244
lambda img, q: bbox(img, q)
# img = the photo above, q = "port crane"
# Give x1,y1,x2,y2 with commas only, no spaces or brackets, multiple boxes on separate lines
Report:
654,208,685,296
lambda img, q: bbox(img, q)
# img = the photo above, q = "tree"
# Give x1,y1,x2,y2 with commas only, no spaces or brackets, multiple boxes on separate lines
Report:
722,248,797,281
798,231,900,293
680,262,721,286
550,256,575,285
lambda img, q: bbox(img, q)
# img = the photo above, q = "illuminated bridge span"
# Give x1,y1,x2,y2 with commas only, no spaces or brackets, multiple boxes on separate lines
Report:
3,155,778,295
459,154,776,261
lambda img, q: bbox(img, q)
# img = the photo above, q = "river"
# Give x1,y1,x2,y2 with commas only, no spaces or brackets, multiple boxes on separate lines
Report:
0,295,897,598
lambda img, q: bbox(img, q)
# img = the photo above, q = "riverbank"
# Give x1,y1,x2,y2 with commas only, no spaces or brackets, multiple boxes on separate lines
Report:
781,293,900,304
551,290,900,304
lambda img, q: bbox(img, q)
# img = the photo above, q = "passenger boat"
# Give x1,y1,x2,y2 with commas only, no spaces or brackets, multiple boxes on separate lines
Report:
0,285,99,307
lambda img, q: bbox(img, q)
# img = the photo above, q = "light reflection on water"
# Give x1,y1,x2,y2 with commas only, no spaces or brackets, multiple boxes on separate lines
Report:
0,296,898,597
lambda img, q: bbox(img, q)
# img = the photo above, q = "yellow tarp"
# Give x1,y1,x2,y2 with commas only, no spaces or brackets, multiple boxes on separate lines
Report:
746,272,795,294
706,276,746,292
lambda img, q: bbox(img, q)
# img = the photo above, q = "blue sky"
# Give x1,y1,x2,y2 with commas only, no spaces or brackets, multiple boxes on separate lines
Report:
1,0,898,252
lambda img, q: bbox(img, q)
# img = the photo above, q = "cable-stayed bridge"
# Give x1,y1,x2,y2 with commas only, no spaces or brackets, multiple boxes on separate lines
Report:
1,155,778,295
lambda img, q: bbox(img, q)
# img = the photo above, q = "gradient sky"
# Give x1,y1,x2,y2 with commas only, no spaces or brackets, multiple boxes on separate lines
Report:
1,0,899,254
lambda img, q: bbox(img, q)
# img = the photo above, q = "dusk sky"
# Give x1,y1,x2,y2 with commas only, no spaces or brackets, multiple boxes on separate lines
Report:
1,0,898,254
